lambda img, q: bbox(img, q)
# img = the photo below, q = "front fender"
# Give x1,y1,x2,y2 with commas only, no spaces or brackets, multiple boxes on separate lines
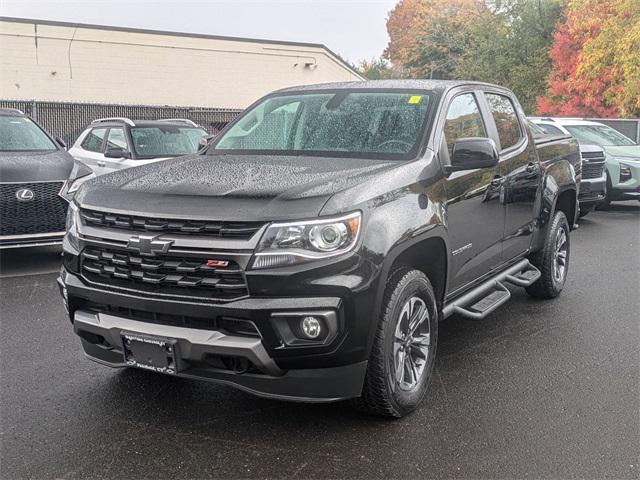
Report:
358,181,449,356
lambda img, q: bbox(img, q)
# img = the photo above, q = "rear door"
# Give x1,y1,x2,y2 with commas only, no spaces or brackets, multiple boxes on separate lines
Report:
438,90,505,291
482,91,541,261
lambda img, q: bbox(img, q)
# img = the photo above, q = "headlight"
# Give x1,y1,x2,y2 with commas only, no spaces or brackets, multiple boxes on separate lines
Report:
252,212,361,269
68,172,95,194
619,164,633,182
60,161,95,201
64,202,80,252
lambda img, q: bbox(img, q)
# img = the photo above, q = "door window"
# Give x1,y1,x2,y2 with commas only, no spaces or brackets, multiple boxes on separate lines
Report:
443,94,486,158
486,94,522,150
106,128,127,151
81,128,107,152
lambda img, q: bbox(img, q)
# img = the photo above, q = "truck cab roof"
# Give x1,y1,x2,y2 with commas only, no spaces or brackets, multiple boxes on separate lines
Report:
275,79,510,95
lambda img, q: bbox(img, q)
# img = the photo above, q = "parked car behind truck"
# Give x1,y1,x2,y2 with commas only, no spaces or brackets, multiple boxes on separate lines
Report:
530,117,640,207
68,118,207,177
59,80,578,417
0,108,73,249
528,119,606,218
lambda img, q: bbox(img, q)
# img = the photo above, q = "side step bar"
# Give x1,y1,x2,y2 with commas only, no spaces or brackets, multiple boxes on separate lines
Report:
443,259,540,320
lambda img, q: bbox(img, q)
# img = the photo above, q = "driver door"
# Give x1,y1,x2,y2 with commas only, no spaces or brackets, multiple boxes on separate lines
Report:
439,91,505,292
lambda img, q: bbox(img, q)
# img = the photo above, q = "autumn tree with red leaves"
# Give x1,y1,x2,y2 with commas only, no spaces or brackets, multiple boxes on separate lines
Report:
537,0,640,117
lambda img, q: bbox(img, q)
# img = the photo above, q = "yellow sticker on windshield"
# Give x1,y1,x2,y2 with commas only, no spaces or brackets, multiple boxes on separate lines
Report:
408,95,422,104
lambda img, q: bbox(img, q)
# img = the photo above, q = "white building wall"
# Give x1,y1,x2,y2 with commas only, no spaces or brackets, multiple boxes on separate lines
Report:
0,19,363,109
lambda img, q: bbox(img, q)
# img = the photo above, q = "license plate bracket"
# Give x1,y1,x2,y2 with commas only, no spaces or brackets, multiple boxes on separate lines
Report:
121,331,178,374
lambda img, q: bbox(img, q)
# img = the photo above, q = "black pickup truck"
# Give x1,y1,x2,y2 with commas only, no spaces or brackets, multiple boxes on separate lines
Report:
59,80,579,417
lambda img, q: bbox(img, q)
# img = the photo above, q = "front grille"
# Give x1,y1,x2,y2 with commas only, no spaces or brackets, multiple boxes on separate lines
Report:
0,182,67,236
581,151,604,159
580,150,606,180
76,299,259,336
80,246,249,302
80,208,264,239
582,161,606,179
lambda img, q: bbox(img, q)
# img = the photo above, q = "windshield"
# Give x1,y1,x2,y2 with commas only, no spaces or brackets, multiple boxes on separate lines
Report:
130,127,207,158
565,125,636,147
0,116,57,152
213,91,431,158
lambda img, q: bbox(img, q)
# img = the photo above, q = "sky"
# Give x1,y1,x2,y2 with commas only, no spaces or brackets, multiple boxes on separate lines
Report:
0,0,398,64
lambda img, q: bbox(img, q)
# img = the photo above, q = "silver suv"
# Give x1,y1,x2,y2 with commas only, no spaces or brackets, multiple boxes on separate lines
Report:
68,118,207,176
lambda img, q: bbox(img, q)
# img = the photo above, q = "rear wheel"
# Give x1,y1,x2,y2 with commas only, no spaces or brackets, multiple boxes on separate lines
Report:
351,268,438,418
526,210,570,299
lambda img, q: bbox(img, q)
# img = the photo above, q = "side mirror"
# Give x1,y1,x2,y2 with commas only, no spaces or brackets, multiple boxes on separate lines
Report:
104,148,131,159
199,134,215,150
55,137,67,149
445,137,499,173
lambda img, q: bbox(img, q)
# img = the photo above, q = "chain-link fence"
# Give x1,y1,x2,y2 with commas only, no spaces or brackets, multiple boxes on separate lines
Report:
0,100,242,146
587,118,640,143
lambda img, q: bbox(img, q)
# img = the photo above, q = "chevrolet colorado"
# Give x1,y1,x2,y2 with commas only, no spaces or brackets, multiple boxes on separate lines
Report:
59,81,579,417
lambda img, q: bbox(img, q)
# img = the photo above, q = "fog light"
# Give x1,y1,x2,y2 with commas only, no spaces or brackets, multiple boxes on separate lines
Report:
301,316,322,339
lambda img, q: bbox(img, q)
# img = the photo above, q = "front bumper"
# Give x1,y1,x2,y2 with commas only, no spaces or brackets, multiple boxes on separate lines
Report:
59,245,379,401
608,160,640,200
72,309,367,402
578,174,607,207
0,231,65,249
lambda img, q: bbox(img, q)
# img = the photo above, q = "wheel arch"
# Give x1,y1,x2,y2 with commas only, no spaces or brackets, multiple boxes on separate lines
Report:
365,228,450,356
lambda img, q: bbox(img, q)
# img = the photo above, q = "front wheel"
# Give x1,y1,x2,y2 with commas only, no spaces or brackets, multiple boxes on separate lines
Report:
526,210,570,299
351,268,438,418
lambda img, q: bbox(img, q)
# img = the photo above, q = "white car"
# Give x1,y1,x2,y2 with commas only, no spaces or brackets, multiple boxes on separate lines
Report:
68,117,208,177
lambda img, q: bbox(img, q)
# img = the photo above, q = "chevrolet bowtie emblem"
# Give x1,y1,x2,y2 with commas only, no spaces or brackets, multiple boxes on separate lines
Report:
126,235,173,256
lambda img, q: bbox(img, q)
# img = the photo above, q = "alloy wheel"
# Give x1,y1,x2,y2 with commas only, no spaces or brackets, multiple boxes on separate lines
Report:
553,227,568,284
392,296,430,391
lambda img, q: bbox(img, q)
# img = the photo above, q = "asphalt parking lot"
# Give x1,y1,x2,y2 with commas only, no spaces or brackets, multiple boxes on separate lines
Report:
1,202,638,479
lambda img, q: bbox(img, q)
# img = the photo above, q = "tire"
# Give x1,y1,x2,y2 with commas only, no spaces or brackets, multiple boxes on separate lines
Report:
526,210,570,299
351,268,438,418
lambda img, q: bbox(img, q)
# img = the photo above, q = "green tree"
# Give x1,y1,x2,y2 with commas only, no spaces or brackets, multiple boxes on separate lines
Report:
383,0,566,113
358,58,398,80
457,0,566,113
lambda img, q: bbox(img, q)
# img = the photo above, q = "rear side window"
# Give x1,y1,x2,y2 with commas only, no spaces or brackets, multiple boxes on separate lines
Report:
81,128,107,152
486,94,522,150
106,128,127,151
443,93,486,157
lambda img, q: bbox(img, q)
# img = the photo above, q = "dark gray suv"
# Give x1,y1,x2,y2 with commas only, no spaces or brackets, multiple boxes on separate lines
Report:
0,108,73,249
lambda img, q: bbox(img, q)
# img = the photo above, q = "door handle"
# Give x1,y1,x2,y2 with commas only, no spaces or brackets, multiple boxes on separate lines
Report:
97,160,106,167
525,162,538,173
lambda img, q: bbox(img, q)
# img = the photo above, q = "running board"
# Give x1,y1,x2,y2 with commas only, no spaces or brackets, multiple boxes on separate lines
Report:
443,259,541,320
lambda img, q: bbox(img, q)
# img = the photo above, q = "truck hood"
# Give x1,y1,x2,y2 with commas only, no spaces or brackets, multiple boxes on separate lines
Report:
76,153,398,221
0,149,74,182
603,145,640,160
